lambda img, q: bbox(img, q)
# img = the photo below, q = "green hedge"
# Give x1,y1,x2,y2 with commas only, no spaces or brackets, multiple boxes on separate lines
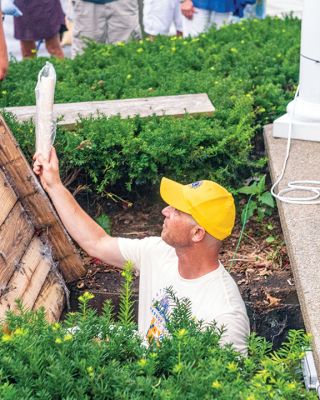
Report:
1,17,301,195
0,293,315,400
7,109,255,195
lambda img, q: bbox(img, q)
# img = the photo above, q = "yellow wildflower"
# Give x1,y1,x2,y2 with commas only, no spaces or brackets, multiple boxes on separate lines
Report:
176,328,187,338
2,334,12,343
13,328,27,336
63,334,73,342
211,380,222,389
227,362,237,372
52,323,61,331
138,358,147,368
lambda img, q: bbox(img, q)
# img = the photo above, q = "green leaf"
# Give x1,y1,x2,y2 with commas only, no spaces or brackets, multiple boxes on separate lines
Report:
238,182,258,195
241,200,257,225
257,207,265,221
95,213,112,234
257,175,266,194
266,236,275,243
259,192,275,208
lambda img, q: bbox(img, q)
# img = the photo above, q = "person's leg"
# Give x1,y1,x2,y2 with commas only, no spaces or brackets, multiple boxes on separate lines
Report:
209,11,232,29
20,40,36,58
182,7,209,38
45,34,64,58
106,0,141,44
72,0,106,57
255,0,266,19
143,0,174,36
173,0,183,36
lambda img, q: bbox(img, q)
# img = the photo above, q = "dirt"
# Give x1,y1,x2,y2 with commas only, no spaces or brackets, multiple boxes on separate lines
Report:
67,199,303,348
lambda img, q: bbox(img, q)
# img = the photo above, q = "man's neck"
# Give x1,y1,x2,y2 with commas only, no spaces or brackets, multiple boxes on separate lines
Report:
176,246,220,279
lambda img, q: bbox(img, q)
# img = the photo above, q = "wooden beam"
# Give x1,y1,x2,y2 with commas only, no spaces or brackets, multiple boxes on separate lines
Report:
4,94,215,127
33,271,66,323
0,237,43,318
21,258,51,311
0,202,34,290
0,169,17,227
0,117,86,282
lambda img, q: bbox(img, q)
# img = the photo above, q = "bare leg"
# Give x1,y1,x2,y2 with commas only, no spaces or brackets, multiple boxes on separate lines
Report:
45,34,64,58
20,40,37,58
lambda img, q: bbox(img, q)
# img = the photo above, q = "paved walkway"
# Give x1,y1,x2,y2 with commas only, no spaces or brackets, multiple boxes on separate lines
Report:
264,125,320,379
3,0,303,60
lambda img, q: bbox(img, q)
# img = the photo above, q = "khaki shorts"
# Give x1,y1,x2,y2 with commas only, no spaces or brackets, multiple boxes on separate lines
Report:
72,0,142,57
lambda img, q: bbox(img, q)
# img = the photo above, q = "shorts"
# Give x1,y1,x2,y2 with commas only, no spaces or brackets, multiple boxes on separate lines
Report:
143,0,183,36
182,7,232,37
72,0,142,57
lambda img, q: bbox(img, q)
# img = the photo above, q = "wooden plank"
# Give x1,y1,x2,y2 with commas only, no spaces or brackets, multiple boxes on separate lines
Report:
5,94,215,127
21,256,51,310
0,202,34,291
33,271,66,323
0,237,47,318
0,169,17,227
0,117,85,282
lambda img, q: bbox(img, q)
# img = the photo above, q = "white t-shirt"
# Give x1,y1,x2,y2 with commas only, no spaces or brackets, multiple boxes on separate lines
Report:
118,236,250,354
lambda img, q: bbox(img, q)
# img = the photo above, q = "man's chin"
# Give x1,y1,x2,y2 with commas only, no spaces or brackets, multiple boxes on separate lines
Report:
161,231,169,244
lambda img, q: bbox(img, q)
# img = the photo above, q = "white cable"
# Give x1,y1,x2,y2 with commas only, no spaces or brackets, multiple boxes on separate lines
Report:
271,85,320,205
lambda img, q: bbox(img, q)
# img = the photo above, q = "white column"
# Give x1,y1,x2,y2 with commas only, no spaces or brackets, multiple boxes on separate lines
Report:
273,0,320,141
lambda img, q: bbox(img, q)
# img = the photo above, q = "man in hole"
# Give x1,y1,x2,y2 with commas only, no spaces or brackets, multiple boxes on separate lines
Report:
34,148,250,354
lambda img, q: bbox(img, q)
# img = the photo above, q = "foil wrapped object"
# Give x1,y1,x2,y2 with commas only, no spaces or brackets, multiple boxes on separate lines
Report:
35,62,57,161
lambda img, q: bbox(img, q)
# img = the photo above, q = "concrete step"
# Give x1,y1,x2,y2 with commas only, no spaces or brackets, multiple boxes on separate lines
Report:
264,124,320,378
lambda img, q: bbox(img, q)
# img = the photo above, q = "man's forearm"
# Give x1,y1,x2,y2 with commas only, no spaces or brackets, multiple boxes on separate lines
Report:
0,12,8,80
47,183,108,256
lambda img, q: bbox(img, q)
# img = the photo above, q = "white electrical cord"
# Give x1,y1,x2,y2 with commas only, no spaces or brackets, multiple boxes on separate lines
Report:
271,85,320,205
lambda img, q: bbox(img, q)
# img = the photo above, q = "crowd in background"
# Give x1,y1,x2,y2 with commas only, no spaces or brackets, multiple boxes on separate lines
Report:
0,0,266,80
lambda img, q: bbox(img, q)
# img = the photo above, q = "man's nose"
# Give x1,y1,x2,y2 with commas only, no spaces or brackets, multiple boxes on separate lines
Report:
162,206,172,217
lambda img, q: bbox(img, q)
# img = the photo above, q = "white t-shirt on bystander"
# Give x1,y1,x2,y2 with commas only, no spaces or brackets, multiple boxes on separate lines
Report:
118,236,250,354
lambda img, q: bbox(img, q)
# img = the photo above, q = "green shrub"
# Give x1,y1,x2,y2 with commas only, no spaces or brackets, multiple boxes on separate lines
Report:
0,17,301,196
0,17,300,116
0,293,315,399
5,108,255,196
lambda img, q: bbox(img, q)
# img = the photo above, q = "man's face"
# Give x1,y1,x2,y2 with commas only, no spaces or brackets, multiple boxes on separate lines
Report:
161,206,196,247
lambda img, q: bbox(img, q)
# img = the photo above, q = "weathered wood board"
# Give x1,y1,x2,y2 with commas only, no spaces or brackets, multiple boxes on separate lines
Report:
5,93,215,128
0,117,85,282
0,116,86,322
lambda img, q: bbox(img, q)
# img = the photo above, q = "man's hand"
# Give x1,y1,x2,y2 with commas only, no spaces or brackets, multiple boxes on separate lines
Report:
1,0,23,17
33,147,62,193
181,0,195,20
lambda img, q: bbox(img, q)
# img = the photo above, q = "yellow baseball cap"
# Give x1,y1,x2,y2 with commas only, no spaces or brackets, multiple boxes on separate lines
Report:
160,177,235,240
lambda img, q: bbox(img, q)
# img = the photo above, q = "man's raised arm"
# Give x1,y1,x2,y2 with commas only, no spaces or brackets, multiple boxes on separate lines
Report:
0,10,8,80
33,147,125,268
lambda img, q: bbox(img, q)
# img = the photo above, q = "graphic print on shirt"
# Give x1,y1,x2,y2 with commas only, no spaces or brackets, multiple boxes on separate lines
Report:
147,288,171,343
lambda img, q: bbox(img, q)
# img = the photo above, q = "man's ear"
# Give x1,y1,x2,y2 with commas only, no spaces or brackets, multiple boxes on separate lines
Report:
191,225,206,243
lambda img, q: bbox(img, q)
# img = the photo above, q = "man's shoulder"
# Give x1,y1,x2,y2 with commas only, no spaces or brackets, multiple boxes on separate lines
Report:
118,236,174,254
135,236,174,253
